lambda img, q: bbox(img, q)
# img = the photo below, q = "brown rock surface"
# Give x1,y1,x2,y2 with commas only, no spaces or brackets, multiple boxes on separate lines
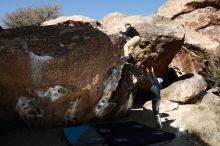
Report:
161,74,207,103
131,20,184,78
170,47,204,75
0,26,125,128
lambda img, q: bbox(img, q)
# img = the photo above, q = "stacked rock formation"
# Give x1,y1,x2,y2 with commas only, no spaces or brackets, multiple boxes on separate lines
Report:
156,0,220,74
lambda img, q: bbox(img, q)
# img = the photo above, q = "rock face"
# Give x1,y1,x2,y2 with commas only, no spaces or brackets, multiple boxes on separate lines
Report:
41,15,101,28
100,12,161,35
157,0,220,74
156,0,220,20
169,47,204,75
0,26,127,128
101,13,185,80
161,74,207,103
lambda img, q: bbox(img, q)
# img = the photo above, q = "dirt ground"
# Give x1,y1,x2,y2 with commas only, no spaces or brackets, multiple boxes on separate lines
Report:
0,104,196,146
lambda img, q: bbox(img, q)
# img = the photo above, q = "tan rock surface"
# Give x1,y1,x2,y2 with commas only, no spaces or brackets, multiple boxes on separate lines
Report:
173,7,219,30
198,25,220,42
156,0,220,19
143,100,179,113
161,74,207,103
41,15,101,27
184,29,219,52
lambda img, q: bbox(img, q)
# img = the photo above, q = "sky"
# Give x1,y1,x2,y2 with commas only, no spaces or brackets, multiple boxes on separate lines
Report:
0,0,166,25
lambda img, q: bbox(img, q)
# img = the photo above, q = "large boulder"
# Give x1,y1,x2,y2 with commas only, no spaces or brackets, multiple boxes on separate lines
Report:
157,0,220,74
161,74,207,103
0,26,128,128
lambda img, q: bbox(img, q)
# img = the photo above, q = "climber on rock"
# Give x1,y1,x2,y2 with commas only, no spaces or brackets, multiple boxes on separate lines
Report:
146,67,163,129
119,23,141,62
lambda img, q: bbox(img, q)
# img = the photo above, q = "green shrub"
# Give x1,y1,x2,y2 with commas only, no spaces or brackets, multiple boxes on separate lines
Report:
3,4,61,28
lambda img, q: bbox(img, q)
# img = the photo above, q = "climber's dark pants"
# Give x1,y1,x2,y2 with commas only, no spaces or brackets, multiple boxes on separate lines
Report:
150,85,160,115
152,99,160,116
150,85,162,128
150,85,160,100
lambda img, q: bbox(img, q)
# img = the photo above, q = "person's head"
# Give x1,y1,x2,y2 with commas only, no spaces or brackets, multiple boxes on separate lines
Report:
125,23,131,29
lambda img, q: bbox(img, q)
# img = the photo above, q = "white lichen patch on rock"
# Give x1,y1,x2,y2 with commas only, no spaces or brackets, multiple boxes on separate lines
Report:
60,43,64,47
64,97,81,123
16,96,44,121
29,51,52,85
37,85,68,102
82,74,100,91
0,46,6,50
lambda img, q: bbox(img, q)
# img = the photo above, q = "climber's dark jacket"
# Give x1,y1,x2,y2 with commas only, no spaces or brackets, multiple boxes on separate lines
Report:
120,26,140,38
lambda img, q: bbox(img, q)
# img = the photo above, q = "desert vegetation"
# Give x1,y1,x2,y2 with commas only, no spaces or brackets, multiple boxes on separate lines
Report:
181,50,220,146
182,102,220,146
3,4,61,28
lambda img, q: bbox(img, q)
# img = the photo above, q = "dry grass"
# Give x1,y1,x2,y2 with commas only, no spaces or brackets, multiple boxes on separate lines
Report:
202,51,220,91
181,103,220,146
182,50,220,145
